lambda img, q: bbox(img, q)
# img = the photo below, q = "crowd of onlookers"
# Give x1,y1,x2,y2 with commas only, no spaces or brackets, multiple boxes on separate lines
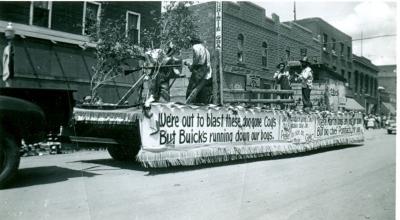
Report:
363,114,396,130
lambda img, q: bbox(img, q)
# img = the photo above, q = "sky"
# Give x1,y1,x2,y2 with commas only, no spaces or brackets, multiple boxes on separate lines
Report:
252,0,397,66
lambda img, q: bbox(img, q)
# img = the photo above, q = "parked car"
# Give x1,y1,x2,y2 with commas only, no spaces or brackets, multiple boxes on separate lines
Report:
0,87,74,188
387,120,396,134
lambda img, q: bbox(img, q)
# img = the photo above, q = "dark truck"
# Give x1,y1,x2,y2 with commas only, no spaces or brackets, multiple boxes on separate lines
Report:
0,87,74,188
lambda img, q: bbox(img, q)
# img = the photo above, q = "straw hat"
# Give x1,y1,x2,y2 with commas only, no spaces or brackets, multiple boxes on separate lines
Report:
276,62,286,69
299,56,311,65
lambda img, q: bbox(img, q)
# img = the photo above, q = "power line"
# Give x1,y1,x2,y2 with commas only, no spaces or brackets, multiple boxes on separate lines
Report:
321,34,396,45
352,34,396,41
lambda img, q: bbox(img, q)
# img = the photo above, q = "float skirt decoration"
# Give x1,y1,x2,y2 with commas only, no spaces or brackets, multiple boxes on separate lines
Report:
137,103,364,168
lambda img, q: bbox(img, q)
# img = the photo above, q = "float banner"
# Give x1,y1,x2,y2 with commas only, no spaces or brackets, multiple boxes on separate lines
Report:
138,103,364,167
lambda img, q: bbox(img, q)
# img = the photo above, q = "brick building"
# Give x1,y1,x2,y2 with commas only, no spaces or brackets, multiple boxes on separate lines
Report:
377,65,396,115
352,55,379,113
296,17,353,83
189,2,320,99
296,17,382,113
0,1,161,103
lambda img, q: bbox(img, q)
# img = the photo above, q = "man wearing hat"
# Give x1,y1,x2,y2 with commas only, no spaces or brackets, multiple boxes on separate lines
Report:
184,35,212,104
273,62,291,92
273,62,291,109
298,56,313,111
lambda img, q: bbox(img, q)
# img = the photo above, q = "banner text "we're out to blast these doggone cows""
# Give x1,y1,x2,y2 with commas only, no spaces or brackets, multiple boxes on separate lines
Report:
158,112,279,145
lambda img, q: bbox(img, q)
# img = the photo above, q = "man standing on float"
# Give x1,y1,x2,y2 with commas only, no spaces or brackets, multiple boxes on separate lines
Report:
298,57,313,111
184,35,212,104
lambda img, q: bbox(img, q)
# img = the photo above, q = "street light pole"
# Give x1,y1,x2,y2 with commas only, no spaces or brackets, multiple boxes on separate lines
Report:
377,86,385,116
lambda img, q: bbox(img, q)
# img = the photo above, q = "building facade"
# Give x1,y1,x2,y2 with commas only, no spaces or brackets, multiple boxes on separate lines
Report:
377,65,396,115
190,1,320,95
352,55,379,113
296,17,383,113
0,1,161,103
296,17,353,79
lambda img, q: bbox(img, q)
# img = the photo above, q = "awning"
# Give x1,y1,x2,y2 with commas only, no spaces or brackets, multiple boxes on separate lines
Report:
382,102,396,114
344,98,365,111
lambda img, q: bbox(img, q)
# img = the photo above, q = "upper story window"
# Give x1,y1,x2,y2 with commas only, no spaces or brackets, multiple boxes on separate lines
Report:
126,11,141,45
354,71,359,92
300,48,307,57
365,75,369,93
322,33,328,51
285,46,290,61
347,46,351,60
347,72,352,85
340,43,344,57
30,1,52,28
332,38,336,55
82,1,101,35
237,34,244,63
261,42,268,67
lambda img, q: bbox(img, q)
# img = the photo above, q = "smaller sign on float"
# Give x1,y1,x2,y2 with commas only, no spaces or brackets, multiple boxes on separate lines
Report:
289,114,316,144
246,74,261,89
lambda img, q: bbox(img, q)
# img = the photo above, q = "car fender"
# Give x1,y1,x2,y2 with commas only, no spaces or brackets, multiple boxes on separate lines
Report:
0,95,46,144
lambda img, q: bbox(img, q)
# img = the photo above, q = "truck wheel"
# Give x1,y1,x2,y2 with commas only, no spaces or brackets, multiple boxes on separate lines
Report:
0,130,21,189
107,143,140,161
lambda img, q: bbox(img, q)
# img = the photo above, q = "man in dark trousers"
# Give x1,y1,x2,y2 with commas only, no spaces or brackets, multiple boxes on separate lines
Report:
273,62,292,109
298,57,313,111
273,62,292,95
184,35,212,104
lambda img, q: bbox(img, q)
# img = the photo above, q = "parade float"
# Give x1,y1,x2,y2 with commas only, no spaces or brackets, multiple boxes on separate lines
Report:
72,1,364,168
72,51,364,168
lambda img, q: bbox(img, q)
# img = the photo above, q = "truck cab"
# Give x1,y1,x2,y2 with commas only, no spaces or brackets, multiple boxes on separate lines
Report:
0,87,74,188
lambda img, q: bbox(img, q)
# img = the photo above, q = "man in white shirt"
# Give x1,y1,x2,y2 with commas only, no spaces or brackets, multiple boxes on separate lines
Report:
298,57,313,111
184,35,212,104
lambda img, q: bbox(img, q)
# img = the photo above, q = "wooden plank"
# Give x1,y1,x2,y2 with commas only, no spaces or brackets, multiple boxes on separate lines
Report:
0,20,96,47
224,89,294,94
225,99,295,104
69,136,119,145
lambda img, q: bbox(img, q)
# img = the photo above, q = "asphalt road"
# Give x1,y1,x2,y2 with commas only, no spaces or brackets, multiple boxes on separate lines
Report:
0,129,395,220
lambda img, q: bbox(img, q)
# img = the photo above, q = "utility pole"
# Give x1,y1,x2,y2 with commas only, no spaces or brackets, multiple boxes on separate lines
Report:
293,1,296,21
360,31,363,56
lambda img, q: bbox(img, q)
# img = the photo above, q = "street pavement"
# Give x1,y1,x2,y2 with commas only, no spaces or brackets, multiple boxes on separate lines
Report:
0,129,395,220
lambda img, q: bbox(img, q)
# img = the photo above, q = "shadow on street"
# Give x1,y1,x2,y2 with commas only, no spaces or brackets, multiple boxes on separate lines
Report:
75,144,363,176
10,166,99,189
73,159,148,172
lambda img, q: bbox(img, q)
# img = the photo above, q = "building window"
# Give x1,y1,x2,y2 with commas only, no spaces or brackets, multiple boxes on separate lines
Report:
126,11,141,44
341,69,345,78
237,34,244,63
347,46,351,60
285,46,290,61
82,1,101,35
360,74,364,93
332,38,336,55
261,42,268,67
340,43,344,57
323,33,328,51
300,48,307,57
365,75,369,94
332,66,337,72
370,78,374,96
347,72,352,86
30,1,52,28
354,71,358,92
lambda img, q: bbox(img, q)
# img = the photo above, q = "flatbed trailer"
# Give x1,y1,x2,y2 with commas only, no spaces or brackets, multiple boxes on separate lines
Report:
73,102,364,168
